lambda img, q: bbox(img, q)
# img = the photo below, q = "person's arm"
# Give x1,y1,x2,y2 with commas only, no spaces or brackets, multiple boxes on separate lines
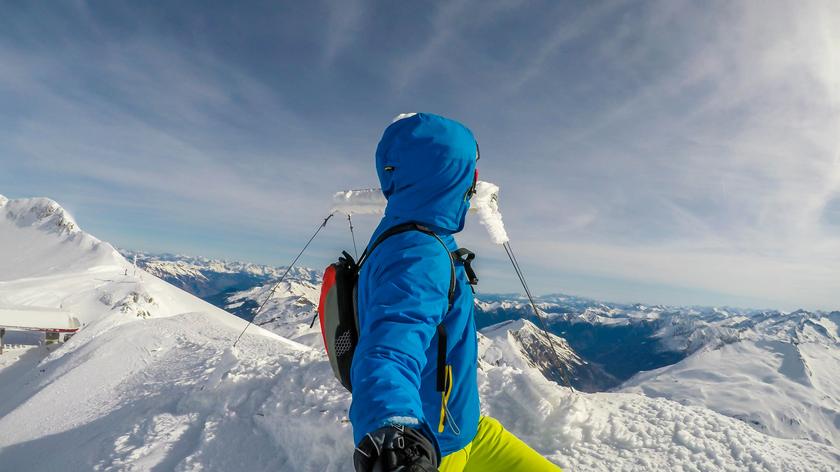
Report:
349,235,450,445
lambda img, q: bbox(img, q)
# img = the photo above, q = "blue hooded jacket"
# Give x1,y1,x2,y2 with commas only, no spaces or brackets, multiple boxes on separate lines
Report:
349,113,480,457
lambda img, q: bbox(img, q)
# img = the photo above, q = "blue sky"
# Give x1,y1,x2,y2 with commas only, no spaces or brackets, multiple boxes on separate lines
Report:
2,1,839,310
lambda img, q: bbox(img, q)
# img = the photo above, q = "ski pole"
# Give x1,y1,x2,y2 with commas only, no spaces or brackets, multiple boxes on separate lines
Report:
233,212,335,347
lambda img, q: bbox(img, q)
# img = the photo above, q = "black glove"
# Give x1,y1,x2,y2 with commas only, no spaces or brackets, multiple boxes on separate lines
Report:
353,424,438,472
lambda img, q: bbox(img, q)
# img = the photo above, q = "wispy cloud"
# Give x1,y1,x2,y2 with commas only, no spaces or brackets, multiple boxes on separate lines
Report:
510,0,628,92
386,0,474,92
1,0,839,309
322,0,367,67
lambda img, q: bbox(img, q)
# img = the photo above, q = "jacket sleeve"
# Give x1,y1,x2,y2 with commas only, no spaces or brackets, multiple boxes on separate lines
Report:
348,235,451,444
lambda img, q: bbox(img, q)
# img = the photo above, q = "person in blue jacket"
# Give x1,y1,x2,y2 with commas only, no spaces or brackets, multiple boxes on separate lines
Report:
351,113,560,472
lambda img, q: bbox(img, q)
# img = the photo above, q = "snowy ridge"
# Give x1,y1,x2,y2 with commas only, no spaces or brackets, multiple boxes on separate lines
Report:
125,251,317,282
2,195,80,235
0,194,122,281
478,319,618,392
478,293,840,447
226,277,325,347
0,196,265,327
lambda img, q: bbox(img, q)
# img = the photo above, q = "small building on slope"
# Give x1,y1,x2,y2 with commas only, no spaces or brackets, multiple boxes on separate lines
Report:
0,306,81,352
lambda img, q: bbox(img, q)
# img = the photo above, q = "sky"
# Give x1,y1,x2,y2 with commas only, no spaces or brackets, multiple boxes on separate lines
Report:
1,0,839,311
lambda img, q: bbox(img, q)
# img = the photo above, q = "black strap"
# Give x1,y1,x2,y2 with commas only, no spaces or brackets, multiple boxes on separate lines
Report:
436,324,448,392
452,248,478,286
358,222,456,310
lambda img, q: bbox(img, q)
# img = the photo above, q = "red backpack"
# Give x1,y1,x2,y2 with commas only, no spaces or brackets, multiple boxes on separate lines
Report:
317,222,476,392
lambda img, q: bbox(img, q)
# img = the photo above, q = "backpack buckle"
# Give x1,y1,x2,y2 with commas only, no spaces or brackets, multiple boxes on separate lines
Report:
452,249,478,286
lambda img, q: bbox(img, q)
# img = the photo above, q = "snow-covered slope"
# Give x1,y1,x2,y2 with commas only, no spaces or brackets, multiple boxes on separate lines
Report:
122,250,332,346
0,196,119,282
225,278,324,347
0,195,313,470
0,196,263,328
622,311,840,448
2,194,839,471
478,356,840,471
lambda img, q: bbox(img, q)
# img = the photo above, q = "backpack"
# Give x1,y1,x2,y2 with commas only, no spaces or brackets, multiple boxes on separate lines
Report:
317,222,477,392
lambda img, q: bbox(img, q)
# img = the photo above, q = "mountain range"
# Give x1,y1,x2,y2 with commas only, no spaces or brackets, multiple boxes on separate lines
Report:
126,247,840,449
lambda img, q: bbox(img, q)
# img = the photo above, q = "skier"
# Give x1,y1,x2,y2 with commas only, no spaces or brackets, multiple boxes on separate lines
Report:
351,113,561,471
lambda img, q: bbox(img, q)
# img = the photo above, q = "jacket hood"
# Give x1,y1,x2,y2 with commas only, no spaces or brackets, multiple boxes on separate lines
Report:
375,113,478,234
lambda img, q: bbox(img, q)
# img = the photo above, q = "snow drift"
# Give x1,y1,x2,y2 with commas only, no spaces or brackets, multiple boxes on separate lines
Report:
622,311,840,448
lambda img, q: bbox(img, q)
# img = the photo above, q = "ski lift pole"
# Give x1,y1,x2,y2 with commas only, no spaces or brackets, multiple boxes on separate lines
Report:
233,212,335,348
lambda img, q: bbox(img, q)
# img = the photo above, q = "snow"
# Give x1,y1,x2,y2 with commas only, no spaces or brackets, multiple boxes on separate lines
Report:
477,292,840,448
476,322,840,471
330,188,386,216
225,278,324,347
622,333,840,448
471,180,508,244
331,180,509,244
124,250,311,281
480,371,839,471
481,321,575,374
0,306,80,330
0,196,120,280
122,250,318,300
0,310,338,471
478,319,618,392
2,193,839,471
392,112,417,123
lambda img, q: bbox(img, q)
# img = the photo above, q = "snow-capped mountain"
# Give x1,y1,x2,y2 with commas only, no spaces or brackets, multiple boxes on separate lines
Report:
122,249,318,306
478,293,840,447
478,319,618,392
474,343,839,471
622,310,840,448
122,251,326,345
1,195,119,285
0,196,230,324
226,277,325,347
1,194,839,470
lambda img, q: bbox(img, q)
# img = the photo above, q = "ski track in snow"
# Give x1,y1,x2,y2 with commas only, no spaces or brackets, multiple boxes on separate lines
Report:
2,194,840,471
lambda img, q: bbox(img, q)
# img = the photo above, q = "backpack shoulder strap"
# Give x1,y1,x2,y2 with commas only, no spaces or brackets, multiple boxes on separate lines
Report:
358,222,455,311
358,223,458,397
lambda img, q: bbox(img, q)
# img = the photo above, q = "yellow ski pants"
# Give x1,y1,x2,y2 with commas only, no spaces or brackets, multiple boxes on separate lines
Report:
439,417,562,472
